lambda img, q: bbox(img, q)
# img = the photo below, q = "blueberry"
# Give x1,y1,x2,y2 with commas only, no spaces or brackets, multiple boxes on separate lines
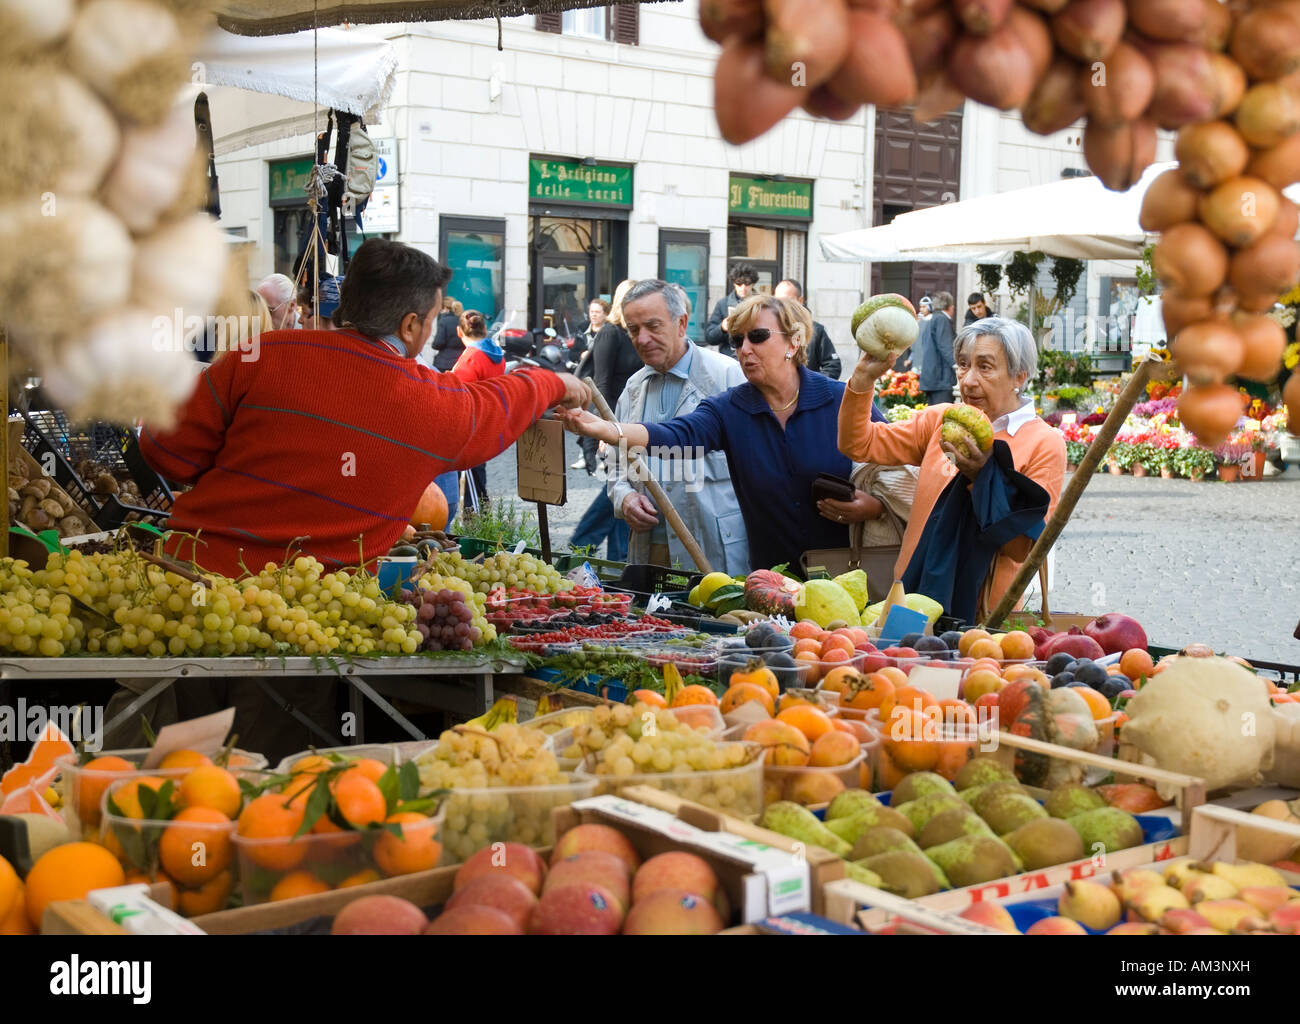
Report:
900,632,924,650
1052,672,1076,688
940,630,964,651
1074,662,1109,688
1045,653,1074,676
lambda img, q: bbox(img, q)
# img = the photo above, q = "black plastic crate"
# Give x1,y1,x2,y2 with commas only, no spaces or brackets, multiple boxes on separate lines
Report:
607,563,703,600
16,411,104,522
93,495,170,530
98,427,174,514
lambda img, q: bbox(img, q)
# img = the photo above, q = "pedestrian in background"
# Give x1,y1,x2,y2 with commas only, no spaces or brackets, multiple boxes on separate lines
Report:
451,310,504,504
428,296,465,371
706,262,758,358
965,291,989,326
773,278,842,380
570,298,609,471
918,291,957,406
256,273,301,331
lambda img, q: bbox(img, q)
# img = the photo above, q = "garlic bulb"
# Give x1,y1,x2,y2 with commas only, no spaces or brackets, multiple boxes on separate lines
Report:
0,198,133,343
131,212,228,324
66,0,186,124
101,95,196,233
0,65,120,198
0,0,74,56
43,307,199,429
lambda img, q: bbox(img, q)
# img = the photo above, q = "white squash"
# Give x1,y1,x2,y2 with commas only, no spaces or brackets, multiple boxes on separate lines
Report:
102,97,198,233
851,294,920,358
1122,656,1277,800
66,0,185,122
0,0,75,56
131,213,228,324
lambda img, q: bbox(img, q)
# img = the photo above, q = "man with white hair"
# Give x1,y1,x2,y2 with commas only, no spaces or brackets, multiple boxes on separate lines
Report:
257,273,300,331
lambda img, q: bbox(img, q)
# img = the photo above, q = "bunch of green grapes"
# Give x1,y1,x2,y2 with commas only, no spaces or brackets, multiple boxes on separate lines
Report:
416,572,495,645
0,558,85,656
429,551,573,595
413,723,572,861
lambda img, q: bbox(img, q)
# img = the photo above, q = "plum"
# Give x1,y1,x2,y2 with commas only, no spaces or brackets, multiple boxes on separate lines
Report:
915,636,949,654
1073,662,1109,688
939,630,964,650
1051,673,1075,688
1045,652,1074,676
900,632,925,649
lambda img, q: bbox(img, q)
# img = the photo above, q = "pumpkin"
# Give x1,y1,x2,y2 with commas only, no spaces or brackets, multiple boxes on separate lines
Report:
743,569,801,618
411,480,449,531
997,682,1098,787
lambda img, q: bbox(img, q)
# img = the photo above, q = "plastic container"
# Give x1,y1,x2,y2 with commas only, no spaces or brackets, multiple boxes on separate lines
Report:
234,803,447,905
869,721,989,791
715,645,811,692
551,705,727,770
609,563,703,599
577,742,764,818
274,744,405,776
55,748,267,839
764,751,871,807
433,779,598,864
1093,712,1119,759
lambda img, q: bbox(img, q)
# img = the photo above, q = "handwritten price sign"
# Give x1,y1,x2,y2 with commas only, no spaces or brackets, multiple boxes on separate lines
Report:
516,419,566,506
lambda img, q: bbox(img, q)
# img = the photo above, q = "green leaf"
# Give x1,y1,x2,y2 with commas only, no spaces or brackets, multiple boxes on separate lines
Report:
140,716,157,745
293,777,333,839
377,763,401,814
153,779,179,821
112,821,149,873
398,761,421,803
138,783,159,821
391,797,442,817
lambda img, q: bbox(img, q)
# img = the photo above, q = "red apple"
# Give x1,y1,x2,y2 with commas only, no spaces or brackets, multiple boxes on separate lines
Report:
861,652,889,674
454,841,546,895
544,852,631,914
882,646,918,659
632,852,722,910
1085,613,1148,656
549,823,641,874
529,882,624,934
444,875,538,931
424,906,522,935
622,889,724,935
1042,633,1106,662
331,895,428,935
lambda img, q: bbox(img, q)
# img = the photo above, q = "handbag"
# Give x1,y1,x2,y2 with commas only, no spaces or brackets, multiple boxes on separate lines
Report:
801,502,908,604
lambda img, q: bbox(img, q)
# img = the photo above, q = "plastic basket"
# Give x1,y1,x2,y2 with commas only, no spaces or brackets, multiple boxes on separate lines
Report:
608,563,703,600
431,778,598,864
274,744,405,776
577,742,765,818
551,553,627,581
764,750,872,806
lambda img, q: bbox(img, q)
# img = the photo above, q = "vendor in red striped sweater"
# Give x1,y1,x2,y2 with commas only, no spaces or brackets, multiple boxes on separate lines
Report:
141,239,591,576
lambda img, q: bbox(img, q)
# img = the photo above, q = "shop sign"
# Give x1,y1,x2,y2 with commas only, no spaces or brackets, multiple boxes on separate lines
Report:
728,175,813,219
530,158,632,208
269,157,316,206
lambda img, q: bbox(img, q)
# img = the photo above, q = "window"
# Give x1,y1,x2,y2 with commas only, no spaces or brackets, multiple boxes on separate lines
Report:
536,5,638,44
440,217,505,323
659,230,710,344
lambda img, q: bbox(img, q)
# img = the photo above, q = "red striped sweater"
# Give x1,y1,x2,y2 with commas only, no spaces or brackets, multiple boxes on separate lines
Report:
140,328,565,576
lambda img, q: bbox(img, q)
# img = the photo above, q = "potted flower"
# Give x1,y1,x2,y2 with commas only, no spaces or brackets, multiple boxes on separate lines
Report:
1111,440,1140,474
1173,445,1215,481
1213,441,1251,482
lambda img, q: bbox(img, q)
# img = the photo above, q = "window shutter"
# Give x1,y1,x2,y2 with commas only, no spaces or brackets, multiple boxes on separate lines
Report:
611,4,639,44
535,11,562,33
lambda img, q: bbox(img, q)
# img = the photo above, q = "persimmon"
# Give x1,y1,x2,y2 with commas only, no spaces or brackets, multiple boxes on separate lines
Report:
670,683,722,707
808,730,860,767
777,692,822,714
820,666,863,695
874,666,909,689
789,772,846,806
632,689,667,708
883,709,939,772
936,699,977,728
721,682,775,717
776,705,836,743
934,738,978,781
893,684,938,716
873,745,907,791
743,720,810,766
1074,686,1112,721
727,664,779,700
842,672,896,717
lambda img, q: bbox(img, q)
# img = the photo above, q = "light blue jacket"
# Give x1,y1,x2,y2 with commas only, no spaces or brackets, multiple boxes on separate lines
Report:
604,343,750,575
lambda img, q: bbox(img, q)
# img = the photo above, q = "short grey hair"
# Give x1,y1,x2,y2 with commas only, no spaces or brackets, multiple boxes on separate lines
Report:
256,273,295,309
622,279,689,322
931,290,955,313
954,316,1038,381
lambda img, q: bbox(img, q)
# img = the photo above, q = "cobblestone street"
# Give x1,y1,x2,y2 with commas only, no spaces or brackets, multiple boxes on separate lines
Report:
480,446,1300,665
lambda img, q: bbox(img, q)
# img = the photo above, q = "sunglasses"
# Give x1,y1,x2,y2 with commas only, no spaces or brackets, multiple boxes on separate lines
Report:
729,328,788,346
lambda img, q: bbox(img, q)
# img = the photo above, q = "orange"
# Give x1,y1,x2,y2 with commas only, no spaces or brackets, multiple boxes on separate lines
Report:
883,709,939,772
373,812,443,876
1074,686,1112,721
75,755,134,825
0,883,32,935
109,776,168,820
158,749,212,771
793,651,822,685
1120,648,1155,680
670,683,721,708
24,842,125,930
0,855,18,923
963,669,1004,703
179,764,242,819
820,666,863,695
0,725,73,796
808,730,860,767
339,868,382,888
792,637,822,658
967,637,1004,662
743,720,811,766
176,870,232,917
789,620,823,641
776,705,836,743
337,758,388,785
842,672,896,716
269,870,332,902
159,807,233,887
820,635,855,660
332,773,387,828
789,772,846,806
631,689,667,708
237,792,308,871
728,665,779,700
720,682,775,717
997,631,1035,660
958,628,991,657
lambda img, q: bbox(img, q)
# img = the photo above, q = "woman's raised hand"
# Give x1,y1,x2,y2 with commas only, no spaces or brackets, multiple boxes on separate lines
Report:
848,352,893,394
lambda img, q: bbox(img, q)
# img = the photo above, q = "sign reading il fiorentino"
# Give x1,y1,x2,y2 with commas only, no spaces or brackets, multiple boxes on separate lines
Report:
530,158,633,208
729,175,813,220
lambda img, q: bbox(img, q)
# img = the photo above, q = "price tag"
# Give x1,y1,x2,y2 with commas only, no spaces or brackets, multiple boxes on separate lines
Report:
512,540,527,555
905,666,963,702
516,419,566,505
1244,418,1260,430
1060,413,1077,426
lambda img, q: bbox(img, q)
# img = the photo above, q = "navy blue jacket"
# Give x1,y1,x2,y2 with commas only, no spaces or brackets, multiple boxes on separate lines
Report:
918,311,957,392
644,365,887,572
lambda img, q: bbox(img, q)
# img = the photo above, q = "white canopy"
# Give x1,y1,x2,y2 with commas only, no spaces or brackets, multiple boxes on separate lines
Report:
822,163,1300,264
195,26,397,120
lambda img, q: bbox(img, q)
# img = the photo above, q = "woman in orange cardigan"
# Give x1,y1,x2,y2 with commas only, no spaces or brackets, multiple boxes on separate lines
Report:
838,317,1065,622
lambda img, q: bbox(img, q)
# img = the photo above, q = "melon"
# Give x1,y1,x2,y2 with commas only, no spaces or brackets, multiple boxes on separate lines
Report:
851,294,919,359
942,405,994,453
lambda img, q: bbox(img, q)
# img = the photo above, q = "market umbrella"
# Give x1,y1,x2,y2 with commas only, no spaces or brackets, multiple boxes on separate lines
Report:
819,221,1015,265
215,0,644,35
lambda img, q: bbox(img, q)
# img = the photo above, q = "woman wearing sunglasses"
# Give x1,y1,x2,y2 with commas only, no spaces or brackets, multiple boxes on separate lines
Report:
556,294,899,573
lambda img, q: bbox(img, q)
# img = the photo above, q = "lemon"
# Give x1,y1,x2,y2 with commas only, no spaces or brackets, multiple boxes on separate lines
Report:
687,585,702,607
695,572,735,606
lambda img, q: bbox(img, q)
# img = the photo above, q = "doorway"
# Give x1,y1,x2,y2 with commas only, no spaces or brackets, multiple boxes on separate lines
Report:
529,214,626,334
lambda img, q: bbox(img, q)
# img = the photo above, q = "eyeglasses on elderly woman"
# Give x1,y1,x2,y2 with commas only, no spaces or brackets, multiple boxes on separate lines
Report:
729,328,788,346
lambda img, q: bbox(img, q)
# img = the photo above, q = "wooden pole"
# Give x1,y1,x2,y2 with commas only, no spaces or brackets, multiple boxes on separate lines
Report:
1,329,7,559
982,353,1177,630
536,502,551,562
586,389,713,574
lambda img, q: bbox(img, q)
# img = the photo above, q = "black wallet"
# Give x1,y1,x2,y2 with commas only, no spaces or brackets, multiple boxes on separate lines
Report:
811,473,856,503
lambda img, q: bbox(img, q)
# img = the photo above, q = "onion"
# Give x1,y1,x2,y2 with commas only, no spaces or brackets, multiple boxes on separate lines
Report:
1139,168,1202,231
1172,318,1244,384
1020,0,1068,11
1175,121,1250,188
1083,117,1156,190
1231,312,1287,382
1199,0,1232,52
825,10,917,107
1160,290,1213,339
950,10,1045,110
700,0,764,43
1080,42,1154,125
764,0,850,88
1023,57,1087,135
1127,0,1207,43
1177,383,1243,448
913,71,966,123
714,38,805,144
1140,40,1219,129
1152,223,1229,297
1208,54,1247,120
1051,0,1126,62
803,85,861,121
1268,197,1300,240
0,0,74,56
1234,82,1300,151
1198,176,1281,248
954,0,1013,34
1229,2,1300,81
1245,132,1300,192
902,4,957,79
1228,233,1300,298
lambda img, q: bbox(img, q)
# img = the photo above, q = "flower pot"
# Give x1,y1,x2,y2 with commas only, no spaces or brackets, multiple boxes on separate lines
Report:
1107,460,1123,475
1131,464,1148,478
1218,464,1240,483
1244,450,1265,481
1066,462,1078,472
1189,471,1204,482
1159,466,1174,479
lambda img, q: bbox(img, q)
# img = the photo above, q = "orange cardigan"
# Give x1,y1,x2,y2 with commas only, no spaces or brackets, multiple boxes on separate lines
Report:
838,389,1066,618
